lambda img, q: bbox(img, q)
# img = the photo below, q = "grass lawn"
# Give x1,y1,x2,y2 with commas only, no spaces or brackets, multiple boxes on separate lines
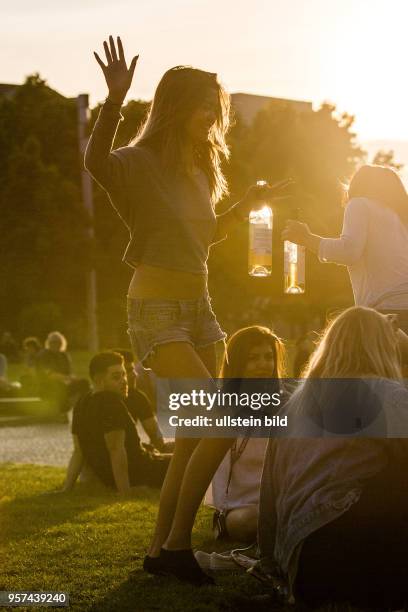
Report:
1,464,280,612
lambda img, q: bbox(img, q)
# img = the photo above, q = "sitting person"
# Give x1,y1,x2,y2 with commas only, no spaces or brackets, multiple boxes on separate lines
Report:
114,349,174,454
257,306,408,609
36,331,89,412
206,326,286,544
20,336,42,394
0,353,12,395
0,331,19,363
0,353,8,391
0,352,22,396
63,351,171,494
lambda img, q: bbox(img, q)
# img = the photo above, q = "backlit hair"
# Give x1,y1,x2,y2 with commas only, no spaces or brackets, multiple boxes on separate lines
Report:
345,164,408,224
221,326,286,379
45,331,67,352
302,306,401,380
132,66,230,204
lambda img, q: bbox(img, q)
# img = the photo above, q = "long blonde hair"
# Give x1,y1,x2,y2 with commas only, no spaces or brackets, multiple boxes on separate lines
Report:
302,306,401,380
132,66,230,204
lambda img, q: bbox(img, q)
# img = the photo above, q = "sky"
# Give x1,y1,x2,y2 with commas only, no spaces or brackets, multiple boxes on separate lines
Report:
3,0,408,141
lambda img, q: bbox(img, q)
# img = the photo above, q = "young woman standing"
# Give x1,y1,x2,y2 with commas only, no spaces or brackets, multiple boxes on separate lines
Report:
85,36,290,583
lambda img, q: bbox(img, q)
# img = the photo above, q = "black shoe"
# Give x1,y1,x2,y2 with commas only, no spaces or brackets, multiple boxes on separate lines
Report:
159,548,215,586
142,554,166,575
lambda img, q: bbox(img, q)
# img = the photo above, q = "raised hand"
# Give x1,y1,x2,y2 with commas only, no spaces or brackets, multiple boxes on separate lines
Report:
94,35,138,105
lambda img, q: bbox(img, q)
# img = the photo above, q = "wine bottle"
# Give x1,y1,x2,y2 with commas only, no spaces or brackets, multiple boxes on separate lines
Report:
248,181,272,277
284,208,305,294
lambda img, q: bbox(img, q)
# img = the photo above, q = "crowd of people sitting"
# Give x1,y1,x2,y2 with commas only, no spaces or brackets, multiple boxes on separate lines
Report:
0,331,90,414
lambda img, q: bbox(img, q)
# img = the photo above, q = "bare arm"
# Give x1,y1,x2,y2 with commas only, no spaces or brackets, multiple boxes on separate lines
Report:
213,202,245,244
141,416,162,445
104,429,131,494
140,416,174,452
62,435,84,491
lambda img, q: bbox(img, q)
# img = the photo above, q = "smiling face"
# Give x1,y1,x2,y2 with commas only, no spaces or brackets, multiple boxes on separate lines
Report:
186,88,219,144
243,341,276,378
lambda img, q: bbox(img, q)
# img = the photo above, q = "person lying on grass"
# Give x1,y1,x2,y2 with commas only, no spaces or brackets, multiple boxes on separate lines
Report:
62,351,171,494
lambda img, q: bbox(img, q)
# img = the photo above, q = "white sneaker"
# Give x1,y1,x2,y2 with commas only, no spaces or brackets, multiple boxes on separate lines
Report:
230,550,258,570
194,550,239,572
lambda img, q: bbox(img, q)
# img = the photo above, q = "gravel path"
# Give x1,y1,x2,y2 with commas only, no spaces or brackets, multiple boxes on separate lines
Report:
0,423,72,466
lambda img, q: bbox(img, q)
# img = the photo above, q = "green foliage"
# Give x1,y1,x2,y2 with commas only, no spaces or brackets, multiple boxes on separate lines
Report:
18,302,63,340
372,149,403,170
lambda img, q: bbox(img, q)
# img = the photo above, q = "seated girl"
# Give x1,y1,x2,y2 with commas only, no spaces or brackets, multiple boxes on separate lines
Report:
207,325,286,544
257,306,408,609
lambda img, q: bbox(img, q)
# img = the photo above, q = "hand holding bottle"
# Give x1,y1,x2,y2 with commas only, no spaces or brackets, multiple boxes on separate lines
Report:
94,35,139,105
282,220,311,246
237,178,294,219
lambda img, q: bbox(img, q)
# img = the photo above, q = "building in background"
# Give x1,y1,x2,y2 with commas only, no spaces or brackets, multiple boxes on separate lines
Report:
231,92,312,125
0,84,19,99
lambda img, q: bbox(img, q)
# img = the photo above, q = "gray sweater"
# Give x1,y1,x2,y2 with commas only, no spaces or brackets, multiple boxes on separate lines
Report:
84,103,217,273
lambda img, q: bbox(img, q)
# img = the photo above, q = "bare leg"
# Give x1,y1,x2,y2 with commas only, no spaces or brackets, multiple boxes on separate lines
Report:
148,436,198,557
163,436,235,550
225,505,259,543
147,341,219,557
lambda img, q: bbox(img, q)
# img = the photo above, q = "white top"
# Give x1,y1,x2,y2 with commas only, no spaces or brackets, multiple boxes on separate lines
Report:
319,198,408,309
206,438,268,511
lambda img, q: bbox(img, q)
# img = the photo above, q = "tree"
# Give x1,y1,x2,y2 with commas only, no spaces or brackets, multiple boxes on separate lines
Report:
0,76,89,343
372,149,403,170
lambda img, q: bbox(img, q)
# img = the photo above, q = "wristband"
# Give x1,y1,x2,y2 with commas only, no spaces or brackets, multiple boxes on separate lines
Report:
103,98,124,122
104,97,124,108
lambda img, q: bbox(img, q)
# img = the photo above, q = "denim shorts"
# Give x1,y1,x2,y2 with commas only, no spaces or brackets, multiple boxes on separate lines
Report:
127,295,226,365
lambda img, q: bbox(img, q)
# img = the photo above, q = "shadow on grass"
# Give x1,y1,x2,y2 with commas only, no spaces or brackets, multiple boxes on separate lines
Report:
87,571,280,612
2,481,159,546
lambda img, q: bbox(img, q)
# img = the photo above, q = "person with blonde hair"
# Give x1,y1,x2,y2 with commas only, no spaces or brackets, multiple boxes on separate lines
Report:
283,164,408,352
36,331,89,414
85,36,291,583
257,306,408,608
